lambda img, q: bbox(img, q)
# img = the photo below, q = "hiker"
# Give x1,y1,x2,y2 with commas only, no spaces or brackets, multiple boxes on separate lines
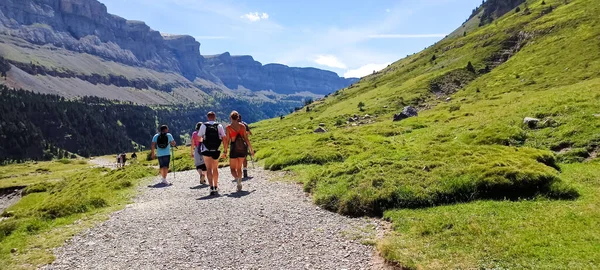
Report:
151,125,176,185
224,111,254,192
191,122,207,185
238,114,253,179
120,152,127,167
198,111,226,195
116,154,121,168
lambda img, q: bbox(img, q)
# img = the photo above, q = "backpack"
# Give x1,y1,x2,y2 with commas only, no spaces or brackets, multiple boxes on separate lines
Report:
232,134,248,156
157,133,169,149
203,123,222,151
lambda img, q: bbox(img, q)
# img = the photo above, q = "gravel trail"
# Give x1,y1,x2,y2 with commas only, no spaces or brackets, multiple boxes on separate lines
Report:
44,167,385,269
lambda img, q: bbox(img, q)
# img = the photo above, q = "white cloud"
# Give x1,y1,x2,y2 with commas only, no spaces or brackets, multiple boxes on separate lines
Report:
344,63,391,78
386,8,391,13
241,12,270,22
368,34,447,39
314,55,347,69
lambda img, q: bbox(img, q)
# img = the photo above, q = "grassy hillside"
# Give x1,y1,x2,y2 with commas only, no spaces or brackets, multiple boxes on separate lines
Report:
251,0,600,268
0,159,154,270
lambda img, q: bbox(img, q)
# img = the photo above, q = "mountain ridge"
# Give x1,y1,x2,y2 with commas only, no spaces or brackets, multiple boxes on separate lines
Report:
0,0,356,104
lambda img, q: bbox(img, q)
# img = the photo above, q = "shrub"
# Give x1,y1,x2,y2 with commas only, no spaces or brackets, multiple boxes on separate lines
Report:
22,182,55,195
0,220,19,241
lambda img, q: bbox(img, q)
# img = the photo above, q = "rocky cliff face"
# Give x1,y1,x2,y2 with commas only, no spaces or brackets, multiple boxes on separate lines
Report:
204,53,358,95
0,0,355,96
469,0,526,26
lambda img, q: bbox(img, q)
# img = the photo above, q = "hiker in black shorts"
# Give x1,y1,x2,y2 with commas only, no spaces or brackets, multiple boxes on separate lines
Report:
198,111,226,195
238,114,252,179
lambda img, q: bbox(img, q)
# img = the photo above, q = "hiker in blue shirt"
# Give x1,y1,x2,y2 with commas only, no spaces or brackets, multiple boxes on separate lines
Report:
151,125,176,185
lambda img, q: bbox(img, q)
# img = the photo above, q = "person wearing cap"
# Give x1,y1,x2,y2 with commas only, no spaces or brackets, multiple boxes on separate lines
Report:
197,111,226,195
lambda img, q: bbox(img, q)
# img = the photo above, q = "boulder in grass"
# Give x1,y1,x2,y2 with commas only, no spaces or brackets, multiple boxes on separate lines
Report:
523,117,540,128
393,106,418,121
314,127,327,133
319,123,326,127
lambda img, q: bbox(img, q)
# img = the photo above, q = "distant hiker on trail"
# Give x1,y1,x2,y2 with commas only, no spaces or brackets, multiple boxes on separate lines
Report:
151,125,176,185
238,114,253,179
120,152,127,167
224,111,254,192
116,154,122,168
191,122,207,185
198,111,226,195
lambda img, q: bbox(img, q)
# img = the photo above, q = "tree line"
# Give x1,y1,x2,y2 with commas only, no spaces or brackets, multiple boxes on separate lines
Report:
0,85,296,163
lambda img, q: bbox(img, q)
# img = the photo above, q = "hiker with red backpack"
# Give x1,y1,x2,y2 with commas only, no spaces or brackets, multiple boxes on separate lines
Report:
151,125,176,185
223,111,255,192
198,111,226,195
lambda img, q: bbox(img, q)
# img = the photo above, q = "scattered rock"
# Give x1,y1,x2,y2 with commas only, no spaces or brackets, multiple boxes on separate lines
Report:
445,97,452,102
314,127,327,133
319,123,326,127
594,114,600,118
393,106,418,121
293,127,297,130
364,114,371,119
348,118,356,122
383,106,388,108
10,248,17,253
523,117,540,128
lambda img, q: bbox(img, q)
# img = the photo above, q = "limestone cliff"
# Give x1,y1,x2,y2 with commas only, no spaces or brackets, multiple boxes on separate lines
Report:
0,0,356,97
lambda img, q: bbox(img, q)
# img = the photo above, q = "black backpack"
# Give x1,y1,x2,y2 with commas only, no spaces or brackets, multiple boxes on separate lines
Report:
232,134,248,156
156,133,169,149
203,123,222,151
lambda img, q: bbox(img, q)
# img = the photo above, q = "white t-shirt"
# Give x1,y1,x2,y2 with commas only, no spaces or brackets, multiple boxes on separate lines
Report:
198,121,226,151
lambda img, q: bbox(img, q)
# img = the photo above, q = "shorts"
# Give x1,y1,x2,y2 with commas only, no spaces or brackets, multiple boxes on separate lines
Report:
202,150,221,160
157,155,170,168
194,151,207,171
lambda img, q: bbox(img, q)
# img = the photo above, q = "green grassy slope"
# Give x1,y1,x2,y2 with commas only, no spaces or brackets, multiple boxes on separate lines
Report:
0,160,154,269
251,0,600,268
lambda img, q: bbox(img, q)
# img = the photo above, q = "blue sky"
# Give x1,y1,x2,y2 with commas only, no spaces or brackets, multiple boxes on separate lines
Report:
100,0,482,78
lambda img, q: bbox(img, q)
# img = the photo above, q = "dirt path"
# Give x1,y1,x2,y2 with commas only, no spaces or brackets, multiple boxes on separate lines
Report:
43,168,386,269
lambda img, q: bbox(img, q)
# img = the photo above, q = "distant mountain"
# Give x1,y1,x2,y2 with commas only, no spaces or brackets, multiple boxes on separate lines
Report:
0,0,356,105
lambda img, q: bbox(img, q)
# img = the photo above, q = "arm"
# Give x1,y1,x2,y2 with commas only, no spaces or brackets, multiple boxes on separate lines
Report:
190,138,196,157
170,134,176,147
222,126,229,158
151,142,156,159
243,130,254,156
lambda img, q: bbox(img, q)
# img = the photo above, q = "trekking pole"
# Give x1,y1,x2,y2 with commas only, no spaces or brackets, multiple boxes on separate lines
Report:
250,153,256,169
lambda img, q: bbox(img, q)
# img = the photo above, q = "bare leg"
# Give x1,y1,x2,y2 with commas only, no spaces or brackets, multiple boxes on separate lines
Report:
160,167,168,179
236,158,244,179
203,156,215,187
211,158,220,188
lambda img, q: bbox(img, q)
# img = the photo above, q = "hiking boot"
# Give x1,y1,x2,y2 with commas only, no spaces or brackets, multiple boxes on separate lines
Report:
213,187,219,195
243,170,248,179
236,178,242,192
209,186,215,196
